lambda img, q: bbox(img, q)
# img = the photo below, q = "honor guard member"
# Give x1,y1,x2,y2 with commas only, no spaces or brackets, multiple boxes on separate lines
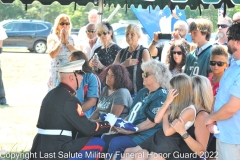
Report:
30,59,111,160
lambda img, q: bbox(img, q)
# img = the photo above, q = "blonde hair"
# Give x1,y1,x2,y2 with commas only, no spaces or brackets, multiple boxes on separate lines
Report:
189,18,213,41
52,14,72,35
169,74,193,122
192,75,213,112
126,24,143,37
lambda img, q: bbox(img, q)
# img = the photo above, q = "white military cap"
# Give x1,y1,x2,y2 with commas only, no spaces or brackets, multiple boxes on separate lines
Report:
57,59,85,73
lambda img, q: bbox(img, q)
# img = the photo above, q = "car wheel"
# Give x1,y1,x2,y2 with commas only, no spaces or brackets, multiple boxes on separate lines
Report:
34,40,47,53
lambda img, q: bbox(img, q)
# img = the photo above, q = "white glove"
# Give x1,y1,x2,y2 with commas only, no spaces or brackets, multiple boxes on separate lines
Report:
213,125,220,134
105,113,118,127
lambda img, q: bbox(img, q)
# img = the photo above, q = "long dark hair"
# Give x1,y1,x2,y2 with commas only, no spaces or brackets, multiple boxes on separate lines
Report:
166,40,190,72
69,51,93,73
99,64,132,91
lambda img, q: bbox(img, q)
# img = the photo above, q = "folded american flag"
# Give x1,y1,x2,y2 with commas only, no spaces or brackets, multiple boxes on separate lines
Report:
100,113,138,132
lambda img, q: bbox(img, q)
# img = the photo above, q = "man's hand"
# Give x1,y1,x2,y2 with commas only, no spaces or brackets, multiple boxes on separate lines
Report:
205,115,216,133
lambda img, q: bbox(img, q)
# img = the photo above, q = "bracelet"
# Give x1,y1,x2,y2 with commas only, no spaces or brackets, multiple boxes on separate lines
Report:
58,42,62,48
66,42,70,46
151,40,158,45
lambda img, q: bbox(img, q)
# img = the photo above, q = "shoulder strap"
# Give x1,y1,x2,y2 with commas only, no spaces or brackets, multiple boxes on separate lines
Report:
196,110,209,115
180,105,197,122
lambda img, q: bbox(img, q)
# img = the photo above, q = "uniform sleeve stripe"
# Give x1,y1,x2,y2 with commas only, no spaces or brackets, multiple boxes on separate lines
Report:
95,122,99,131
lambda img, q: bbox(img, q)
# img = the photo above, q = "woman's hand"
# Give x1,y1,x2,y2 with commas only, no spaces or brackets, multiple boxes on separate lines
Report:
114,126,135,135
171,117,186,135
90,59,105,69
165,89,179,105
122,56,139,67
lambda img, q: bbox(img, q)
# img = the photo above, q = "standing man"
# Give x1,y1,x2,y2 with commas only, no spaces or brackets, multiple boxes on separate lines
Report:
233,12,240,23
79,23,102,60
205,22,240,160
78,9,99,44
184,18,213,77
0,24,8,106
149,20,189,63
30,60,111,160
214,17,232,46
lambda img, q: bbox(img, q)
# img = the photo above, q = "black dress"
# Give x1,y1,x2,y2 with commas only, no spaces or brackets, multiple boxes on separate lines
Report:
139,126,181,154
93,43,121,74
119,45,147,95
167,110,210,160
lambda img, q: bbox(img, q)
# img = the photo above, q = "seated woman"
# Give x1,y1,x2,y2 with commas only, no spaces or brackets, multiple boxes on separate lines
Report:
89,64,133,120
114,24,151,95
89,21,121,74
166,40,190,76
123,75,213,160
101,59,172,159
68,51,101,118
122,74,196,159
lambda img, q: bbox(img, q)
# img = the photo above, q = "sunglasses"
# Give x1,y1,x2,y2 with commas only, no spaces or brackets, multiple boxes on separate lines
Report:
217,24,229,29
210,61,227,67
171,50,182,55
142,72,154,78
74,70,85,75
97,31,109,37
59,22,70,26
86,30,96,34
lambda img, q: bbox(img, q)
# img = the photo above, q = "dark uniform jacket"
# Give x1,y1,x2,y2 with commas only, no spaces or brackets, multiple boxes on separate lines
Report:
30,83,110,159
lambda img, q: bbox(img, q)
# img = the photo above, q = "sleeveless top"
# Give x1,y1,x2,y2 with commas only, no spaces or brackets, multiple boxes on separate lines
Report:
119,45,146,94
180,105,196,130
167,110,209,160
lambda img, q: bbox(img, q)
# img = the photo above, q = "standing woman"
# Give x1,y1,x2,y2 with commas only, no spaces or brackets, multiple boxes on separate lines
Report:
114,24,151,95
46,14,78,91
166,40,190,76
89,22,121,74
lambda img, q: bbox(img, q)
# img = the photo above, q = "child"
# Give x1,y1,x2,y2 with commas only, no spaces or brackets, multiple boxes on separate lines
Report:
123,73,196,159
208,45,229,96
184,18,213,77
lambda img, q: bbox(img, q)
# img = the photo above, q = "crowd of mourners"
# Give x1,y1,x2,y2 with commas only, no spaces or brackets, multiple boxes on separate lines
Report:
23,9,240,160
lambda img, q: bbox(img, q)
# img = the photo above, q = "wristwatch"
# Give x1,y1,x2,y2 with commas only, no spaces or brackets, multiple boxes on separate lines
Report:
181,132,189,139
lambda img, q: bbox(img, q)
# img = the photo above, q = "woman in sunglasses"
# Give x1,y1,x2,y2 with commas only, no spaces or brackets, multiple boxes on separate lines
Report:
46,14,78,91
123,75,214,160
166,39,190,76
89,21,121,74
114,24,151,96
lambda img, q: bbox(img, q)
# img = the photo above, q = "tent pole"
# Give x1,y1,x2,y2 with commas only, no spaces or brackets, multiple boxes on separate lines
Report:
98,0,104,22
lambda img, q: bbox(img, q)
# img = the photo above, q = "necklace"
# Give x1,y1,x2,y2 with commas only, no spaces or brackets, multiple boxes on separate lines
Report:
128,44,139,53
102,42,113,53
108,89,115,96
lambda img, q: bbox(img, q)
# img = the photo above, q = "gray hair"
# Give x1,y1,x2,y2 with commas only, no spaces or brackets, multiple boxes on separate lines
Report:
126,24,143,37
174,20,189,31
141,59,171,89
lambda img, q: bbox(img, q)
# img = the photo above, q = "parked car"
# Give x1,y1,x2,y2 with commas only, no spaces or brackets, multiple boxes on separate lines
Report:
1,19,52,53
112,21,151,48
71,28,80,36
